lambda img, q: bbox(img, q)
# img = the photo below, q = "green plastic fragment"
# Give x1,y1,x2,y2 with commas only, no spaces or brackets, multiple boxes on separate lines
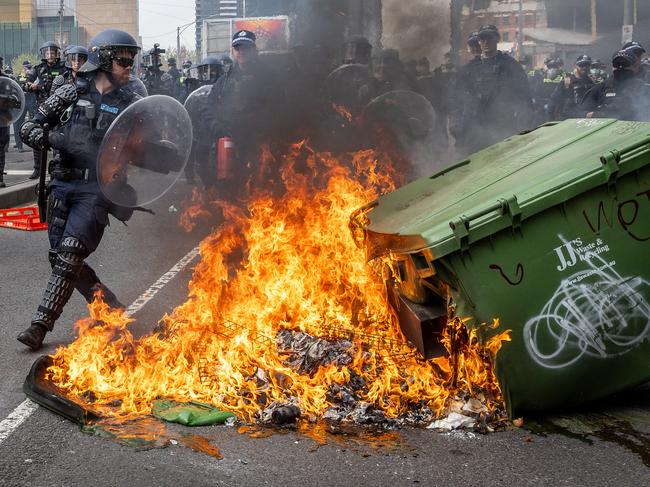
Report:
151,400,236,426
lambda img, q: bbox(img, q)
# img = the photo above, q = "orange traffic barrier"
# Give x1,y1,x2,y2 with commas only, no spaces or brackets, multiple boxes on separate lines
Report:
0,206,48,231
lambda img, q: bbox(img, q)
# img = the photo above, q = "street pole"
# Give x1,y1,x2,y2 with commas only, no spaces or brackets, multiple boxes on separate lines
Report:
624,0,633,26
177,26,181,61
591,0,597,39
517,0,524,61
58,0,64,46
623,0,633,43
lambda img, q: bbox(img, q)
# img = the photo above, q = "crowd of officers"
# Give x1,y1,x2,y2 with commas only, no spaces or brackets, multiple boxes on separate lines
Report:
4,24,650,350
456,25,650,155
5,23,650,189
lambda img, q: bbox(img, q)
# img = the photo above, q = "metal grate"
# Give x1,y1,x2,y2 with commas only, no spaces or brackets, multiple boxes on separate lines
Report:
195,320,422,386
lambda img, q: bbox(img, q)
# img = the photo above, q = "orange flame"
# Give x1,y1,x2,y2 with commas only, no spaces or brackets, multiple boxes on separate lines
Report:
47,142,510,423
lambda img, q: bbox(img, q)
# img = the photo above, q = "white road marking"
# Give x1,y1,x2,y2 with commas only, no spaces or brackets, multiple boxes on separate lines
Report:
0,246,201,445
0,400,39,443
4,170,34,176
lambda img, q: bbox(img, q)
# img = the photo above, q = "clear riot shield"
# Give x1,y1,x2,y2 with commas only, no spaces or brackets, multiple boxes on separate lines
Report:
323,64,370,111
97,95,192,208
361,90,443,178
0,77,26,127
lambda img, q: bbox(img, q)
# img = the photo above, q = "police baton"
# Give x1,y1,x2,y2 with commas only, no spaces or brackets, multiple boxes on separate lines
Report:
37,123,50,223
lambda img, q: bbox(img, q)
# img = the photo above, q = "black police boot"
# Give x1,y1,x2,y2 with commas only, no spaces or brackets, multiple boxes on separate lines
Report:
17,323,49,351
17,237,86,350
29,149,41,179
0,151,6,188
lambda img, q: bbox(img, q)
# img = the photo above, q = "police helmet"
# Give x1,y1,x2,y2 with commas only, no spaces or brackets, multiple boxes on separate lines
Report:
197,55,223,83
167,57,176,66
545,57,560,69
232,30,256,47
575,55,592,67
64,45,89,68
84,29,141,72
477,24,501,41
622,41,646,58
591,59,605,69
182,60,192,69
612,50,635,70
40,41,61,61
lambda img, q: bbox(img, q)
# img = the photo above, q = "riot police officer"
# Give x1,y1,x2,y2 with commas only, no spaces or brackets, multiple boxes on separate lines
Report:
141,43,167,95
17,29,142,350
622,41,646,79
549,55,594,120
531,58,564,123
23,41,68,179
0,64,11,188
590,59,607,83
197,56,224,87
466,32,481,61
581,50,650,121
206,30,284,196
166,57,182,99
184,56,224,184
457,24,532,154
50,45,88,93
13,61,36,150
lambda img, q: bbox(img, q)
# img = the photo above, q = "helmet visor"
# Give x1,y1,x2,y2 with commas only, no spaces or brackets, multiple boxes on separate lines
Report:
41,47,59,61
199,65,221,82
66,53,88,69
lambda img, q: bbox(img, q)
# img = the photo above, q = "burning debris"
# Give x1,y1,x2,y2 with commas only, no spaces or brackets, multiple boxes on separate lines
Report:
37,142,510,433
276,329,354,375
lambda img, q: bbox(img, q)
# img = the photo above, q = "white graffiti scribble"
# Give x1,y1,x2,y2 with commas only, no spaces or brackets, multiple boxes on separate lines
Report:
524,240,650,369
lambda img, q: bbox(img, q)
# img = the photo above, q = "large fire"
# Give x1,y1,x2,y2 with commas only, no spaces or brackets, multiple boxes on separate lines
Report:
47,142,510,425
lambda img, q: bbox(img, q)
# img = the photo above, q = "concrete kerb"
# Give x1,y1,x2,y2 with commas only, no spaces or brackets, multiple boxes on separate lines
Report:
1,144,38,209
0,180,39,209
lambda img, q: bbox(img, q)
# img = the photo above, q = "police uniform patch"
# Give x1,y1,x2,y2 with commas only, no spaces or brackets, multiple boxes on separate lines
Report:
100,103,119,114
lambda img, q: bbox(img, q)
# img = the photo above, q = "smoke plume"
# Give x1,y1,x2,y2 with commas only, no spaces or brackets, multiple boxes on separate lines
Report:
381,0,451,66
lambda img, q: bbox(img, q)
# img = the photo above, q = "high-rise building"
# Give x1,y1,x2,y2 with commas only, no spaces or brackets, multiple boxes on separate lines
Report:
195,0,243,53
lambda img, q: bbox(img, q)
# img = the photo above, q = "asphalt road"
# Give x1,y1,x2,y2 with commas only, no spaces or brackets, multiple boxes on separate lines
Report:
0,181,648,486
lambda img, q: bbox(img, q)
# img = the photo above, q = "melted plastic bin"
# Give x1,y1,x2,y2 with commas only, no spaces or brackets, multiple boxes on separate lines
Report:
361,119,650,417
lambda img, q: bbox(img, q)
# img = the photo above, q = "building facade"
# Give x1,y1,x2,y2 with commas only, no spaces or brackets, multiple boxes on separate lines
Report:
75,0,139,41
1,0,138,65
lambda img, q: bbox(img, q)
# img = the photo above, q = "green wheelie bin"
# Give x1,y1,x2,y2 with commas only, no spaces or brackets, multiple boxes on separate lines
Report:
360,119,650,417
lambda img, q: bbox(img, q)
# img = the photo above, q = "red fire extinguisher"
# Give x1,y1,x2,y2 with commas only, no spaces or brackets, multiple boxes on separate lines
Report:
217,136,235,180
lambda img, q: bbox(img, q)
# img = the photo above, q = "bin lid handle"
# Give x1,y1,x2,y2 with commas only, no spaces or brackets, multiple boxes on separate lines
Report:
449,196,521,252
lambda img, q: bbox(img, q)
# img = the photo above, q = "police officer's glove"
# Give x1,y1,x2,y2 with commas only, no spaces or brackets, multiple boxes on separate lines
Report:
48,130,66,151
19,121,47,150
